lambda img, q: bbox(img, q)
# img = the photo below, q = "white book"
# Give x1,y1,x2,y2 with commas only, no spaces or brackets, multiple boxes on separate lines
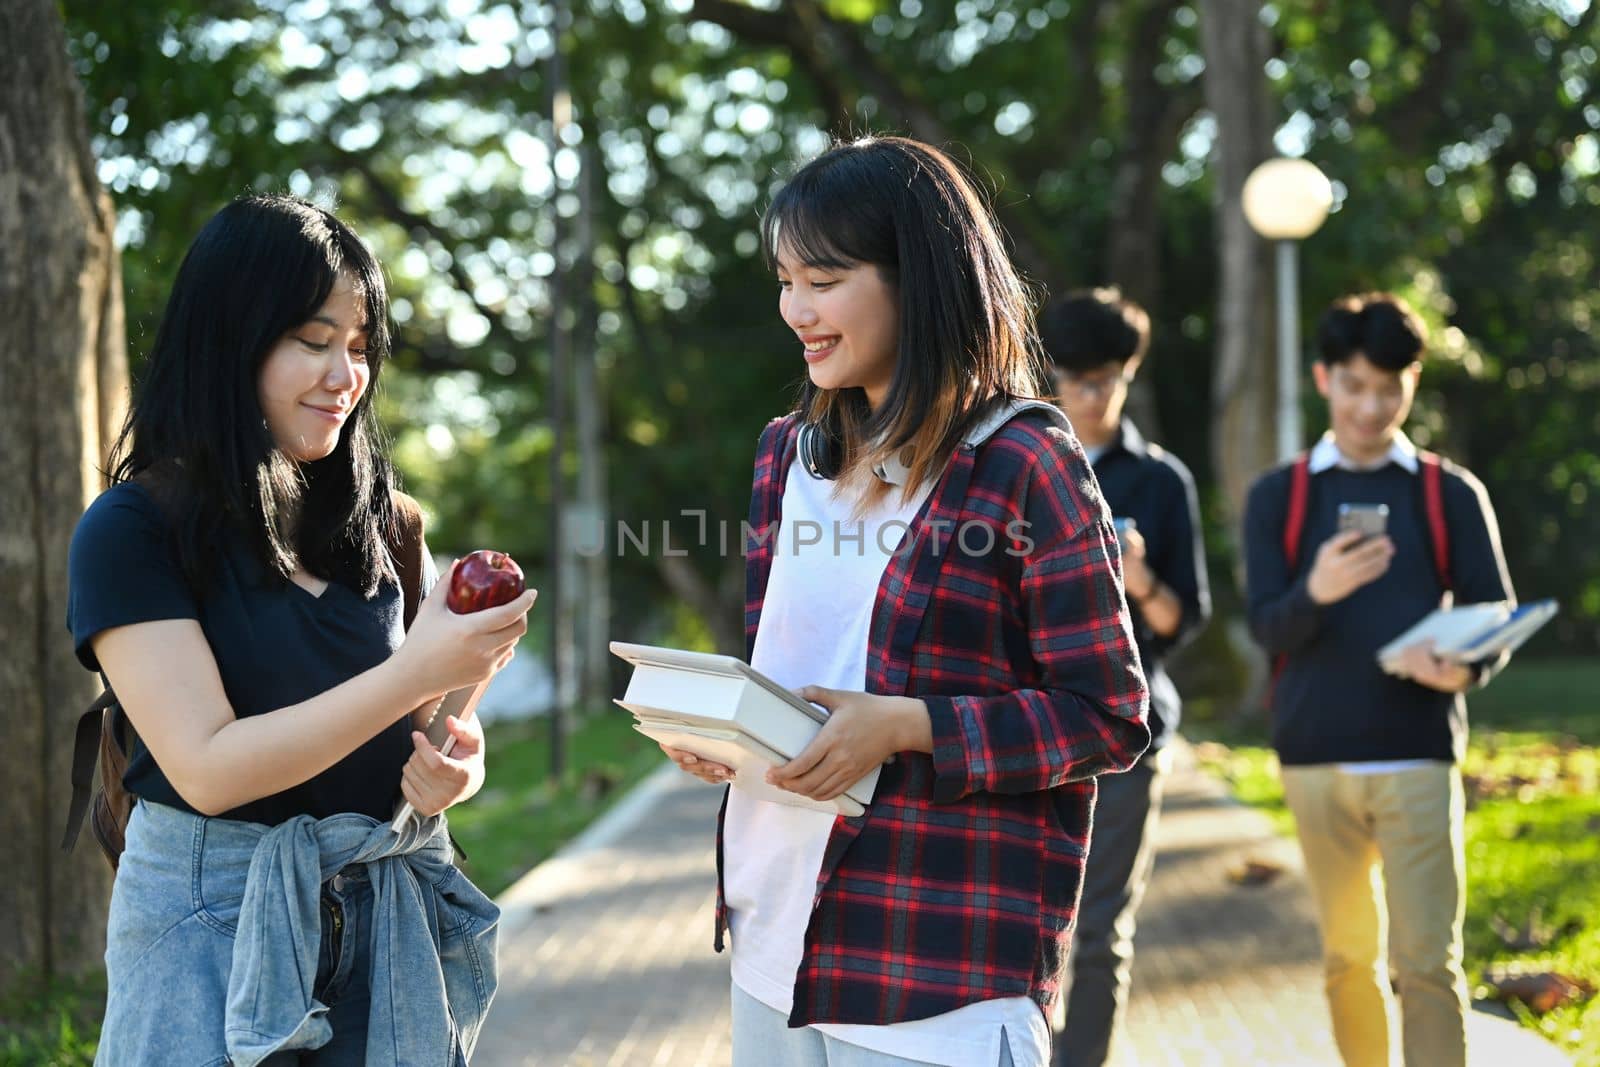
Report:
610,641,880,817
1377,599,1558,673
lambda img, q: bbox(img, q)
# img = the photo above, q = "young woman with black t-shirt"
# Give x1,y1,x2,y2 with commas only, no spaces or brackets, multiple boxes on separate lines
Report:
68,195,534,1065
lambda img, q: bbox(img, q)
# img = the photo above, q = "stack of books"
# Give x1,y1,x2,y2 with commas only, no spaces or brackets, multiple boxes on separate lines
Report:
610,642,880,817
1376,599,1558,676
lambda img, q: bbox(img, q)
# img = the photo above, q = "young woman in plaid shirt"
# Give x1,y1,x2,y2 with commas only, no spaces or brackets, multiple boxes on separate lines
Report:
661,136,1151,1067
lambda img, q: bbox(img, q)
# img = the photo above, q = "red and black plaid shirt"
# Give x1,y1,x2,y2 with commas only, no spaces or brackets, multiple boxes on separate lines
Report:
715,408,1150,1027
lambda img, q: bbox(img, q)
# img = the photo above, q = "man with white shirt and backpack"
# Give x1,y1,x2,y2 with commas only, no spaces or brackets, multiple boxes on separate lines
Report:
1242,292,1515,1067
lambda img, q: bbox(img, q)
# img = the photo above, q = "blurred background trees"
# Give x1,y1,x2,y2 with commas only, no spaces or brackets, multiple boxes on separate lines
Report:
53,0,1600,727
7,0,1597,1037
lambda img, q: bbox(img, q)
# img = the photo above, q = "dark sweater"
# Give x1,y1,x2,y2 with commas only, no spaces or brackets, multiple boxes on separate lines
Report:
1092,420,1211,753
1243,454,1513,766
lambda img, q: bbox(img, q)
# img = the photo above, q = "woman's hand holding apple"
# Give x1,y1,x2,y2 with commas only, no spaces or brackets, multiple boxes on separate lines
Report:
394,553,536,700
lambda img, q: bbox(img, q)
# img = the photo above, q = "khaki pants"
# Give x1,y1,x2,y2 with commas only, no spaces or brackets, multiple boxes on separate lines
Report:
1280,763,1468,1067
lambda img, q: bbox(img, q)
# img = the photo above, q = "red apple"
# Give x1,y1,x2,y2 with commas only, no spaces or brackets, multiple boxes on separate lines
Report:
447,550,526,614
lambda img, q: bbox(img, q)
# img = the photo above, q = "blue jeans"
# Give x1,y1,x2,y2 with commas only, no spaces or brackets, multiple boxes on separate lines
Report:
731,983,1022,1067
298,866,376,1064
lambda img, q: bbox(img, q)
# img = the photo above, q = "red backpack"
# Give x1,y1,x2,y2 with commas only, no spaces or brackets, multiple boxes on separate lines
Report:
1271,450,1452,701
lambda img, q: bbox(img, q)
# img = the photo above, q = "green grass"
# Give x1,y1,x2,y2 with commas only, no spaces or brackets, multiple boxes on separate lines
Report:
1468,659,1600,740
1466,788,1600,1056
448,708,667,898
0,971,103,1067
1189,740,1297,837
1192,658,1600,1061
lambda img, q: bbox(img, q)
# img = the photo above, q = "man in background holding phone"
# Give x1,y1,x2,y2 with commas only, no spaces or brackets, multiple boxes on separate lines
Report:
1242,293,1515,1067
1041,289,1211,1067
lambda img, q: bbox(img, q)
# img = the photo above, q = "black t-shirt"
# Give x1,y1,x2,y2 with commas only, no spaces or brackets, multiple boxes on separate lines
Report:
1090,419,1212,752
66,482,435,824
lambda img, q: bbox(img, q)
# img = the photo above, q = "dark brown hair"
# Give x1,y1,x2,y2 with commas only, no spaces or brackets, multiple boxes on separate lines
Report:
1316,292,1428,371
1038,287,1152,374
762,136,1048,503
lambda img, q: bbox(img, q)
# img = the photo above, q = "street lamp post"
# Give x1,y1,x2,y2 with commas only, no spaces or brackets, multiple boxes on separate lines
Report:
1242,158,1334,461
546,0,571,779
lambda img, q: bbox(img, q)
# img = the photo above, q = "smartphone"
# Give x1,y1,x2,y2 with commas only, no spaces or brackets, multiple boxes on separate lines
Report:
1112,517,1136,547
1337,503,1389,541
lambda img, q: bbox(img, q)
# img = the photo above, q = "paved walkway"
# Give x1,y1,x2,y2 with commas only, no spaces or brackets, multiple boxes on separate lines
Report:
476,747,1571,1067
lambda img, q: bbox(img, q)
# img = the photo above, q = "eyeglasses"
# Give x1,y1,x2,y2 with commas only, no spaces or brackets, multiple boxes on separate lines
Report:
1054,368,1132,399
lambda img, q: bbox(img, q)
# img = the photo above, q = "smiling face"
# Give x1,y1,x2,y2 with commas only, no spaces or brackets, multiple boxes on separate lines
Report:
775,244,900,411
257,274,371,463
1313,352,1420,465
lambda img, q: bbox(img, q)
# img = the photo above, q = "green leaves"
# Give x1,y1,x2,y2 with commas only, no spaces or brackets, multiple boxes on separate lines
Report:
61,0,1600,650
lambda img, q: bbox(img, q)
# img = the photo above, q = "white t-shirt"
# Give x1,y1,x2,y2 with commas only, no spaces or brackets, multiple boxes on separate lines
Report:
723,462,1051,1067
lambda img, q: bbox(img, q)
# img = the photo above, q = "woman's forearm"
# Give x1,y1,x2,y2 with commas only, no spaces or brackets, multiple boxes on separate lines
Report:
187,657,432,815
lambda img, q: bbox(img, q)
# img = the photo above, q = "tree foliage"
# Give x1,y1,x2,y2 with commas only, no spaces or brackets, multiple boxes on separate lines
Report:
62,0,1600,666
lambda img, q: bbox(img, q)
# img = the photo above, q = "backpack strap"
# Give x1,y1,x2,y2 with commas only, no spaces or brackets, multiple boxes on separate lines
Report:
89,702,137,869
1282,453,1313,570
388,490,455,746
960,398,1070,449
61,687,121,852
1270,453,1314,710
388,491,427,630
1417,450,1452,592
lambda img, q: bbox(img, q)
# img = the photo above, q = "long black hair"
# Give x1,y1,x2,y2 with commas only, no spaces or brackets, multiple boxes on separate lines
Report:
107,194,399,597
761,136,1047,499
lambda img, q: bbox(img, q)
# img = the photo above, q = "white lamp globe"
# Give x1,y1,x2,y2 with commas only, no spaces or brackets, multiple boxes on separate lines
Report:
1242,158,1333,240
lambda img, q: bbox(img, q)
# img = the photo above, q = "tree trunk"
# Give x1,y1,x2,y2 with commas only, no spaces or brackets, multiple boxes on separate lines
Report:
1199,0,1278,714
0,0,127,995
1199,0,1278,527
1107,0,1195,441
